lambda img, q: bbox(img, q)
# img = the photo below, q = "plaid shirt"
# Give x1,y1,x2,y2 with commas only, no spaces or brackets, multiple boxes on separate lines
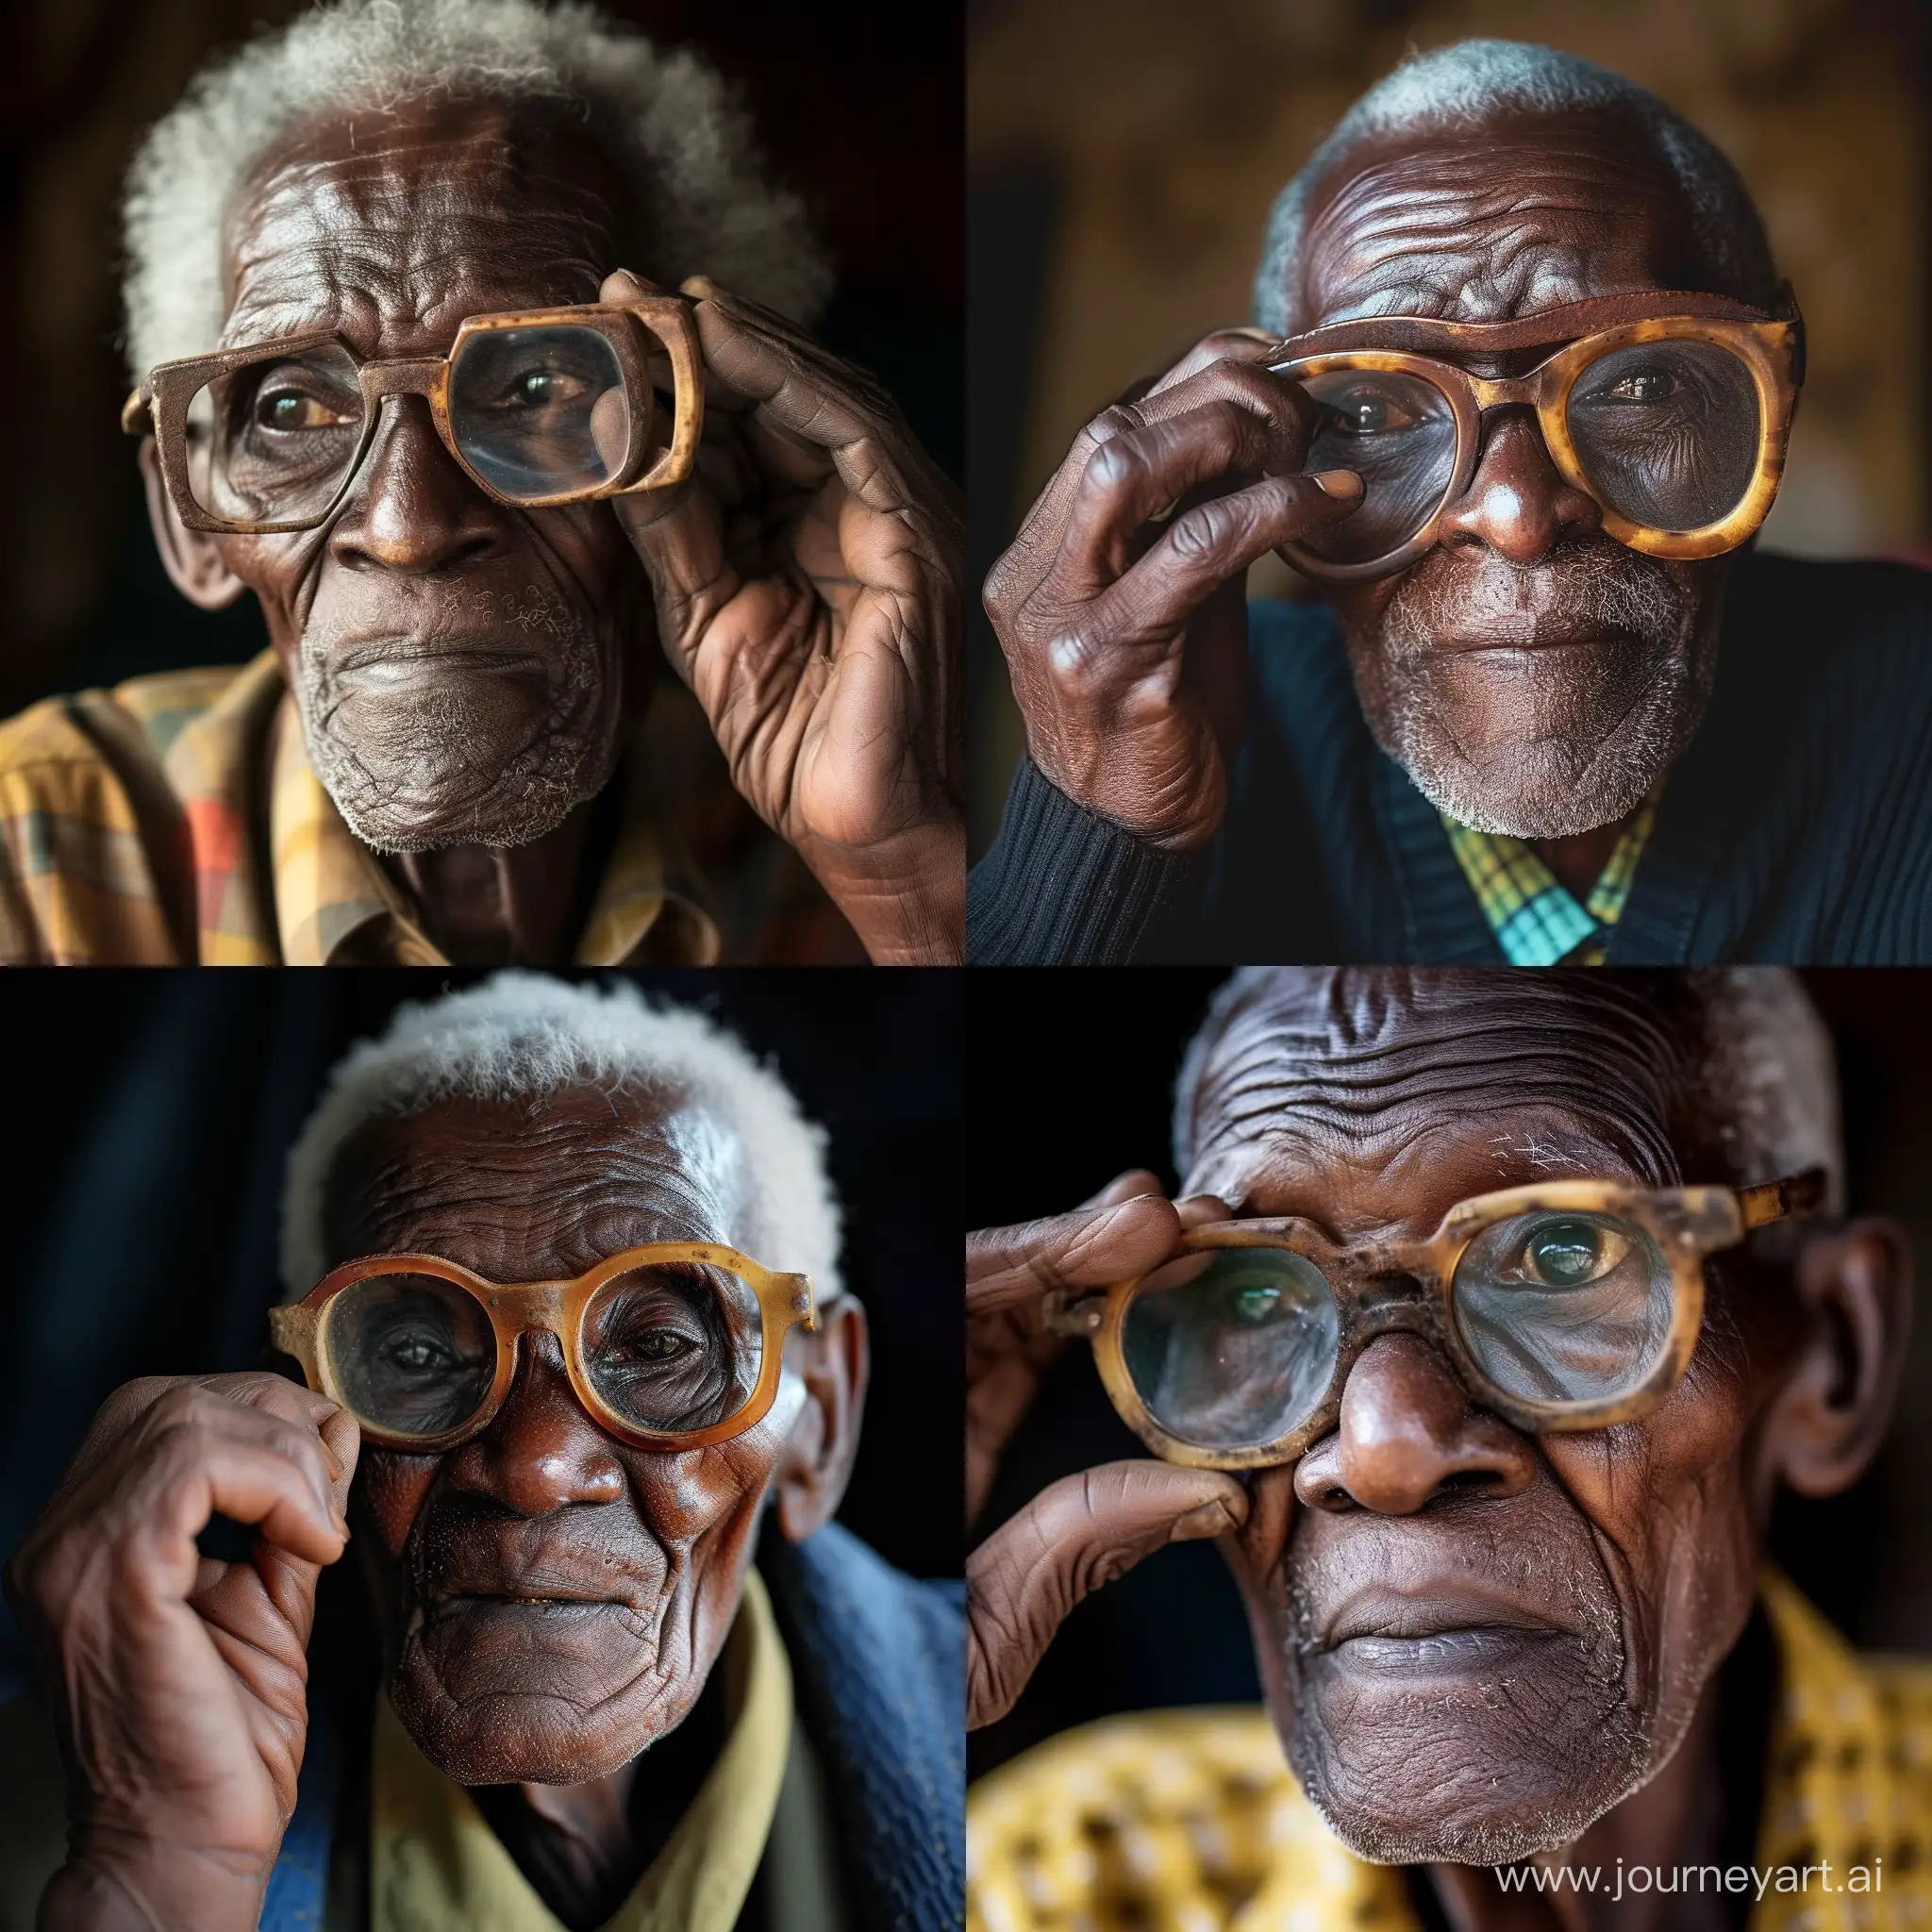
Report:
1441,792,1658,966
0,649,854,965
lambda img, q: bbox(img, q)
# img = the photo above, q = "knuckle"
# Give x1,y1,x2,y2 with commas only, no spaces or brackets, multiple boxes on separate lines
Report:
1080,436,1146,498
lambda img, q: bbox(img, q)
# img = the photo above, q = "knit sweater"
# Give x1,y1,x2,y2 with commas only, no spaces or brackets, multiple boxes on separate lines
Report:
967,550,1932,965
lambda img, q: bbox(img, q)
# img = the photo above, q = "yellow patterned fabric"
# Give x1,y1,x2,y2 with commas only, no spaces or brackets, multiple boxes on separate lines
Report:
1442,791,1657,967
0,648,720,965
371,1569,791,1932
966,1574,1932,1932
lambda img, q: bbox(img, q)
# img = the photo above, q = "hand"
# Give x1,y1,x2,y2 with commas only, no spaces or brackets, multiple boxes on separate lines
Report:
607,271,965,965
5,1373,358,1932
966,1173,1248,1729
983,330,1361,851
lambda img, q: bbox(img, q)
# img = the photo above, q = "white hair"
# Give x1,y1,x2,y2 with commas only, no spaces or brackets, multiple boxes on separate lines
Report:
122,0,831,383
280,973,842,1299
1253,38,1775,333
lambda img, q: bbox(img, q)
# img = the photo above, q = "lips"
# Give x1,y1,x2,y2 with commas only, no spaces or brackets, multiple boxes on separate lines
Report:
1305,1581,1573,1678
328,635,552,682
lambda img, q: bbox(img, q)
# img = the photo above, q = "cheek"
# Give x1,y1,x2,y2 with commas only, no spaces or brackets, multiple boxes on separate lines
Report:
357,1450,441,1561
625,1425,786,1558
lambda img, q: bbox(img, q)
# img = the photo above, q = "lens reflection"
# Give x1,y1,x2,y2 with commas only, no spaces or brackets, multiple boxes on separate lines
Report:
1451,1210,1674,1404
1122,1247,1340,1451
580,1263,762,1433
186,343,365,525
448,325,630,500
325,1273,495,1439
1292,366,1458,566
1566,340,1760,531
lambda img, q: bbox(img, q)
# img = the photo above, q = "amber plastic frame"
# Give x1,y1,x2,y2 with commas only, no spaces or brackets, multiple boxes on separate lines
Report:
1043,1168,1824,1470
268,1241,815,1453
121,294,705,535
1265,285,1806,582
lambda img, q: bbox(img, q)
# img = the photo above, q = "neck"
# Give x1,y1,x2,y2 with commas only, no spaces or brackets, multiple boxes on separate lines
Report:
1532,810,1636,900
470,1663,731,1932
380,791,604,965
1421,1609,1773,1932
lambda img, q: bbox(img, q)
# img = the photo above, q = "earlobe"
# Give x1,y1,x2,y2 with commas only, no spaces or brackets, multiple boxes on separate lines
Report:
772,1297,870,1543
138,435,248,611
1763,1217,1913,1499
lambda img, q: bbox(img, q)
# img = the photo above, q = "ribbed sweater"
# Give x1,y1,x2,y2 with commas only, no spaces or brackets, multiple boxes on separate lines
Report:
968,550,1932,965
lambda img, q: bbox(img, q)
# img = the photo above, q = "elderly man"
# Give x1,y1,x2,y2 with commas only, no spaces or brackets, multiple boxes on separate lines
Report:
0,975,962,1931
969,41,1932,965
966,969,1930,1928
0,0,962,967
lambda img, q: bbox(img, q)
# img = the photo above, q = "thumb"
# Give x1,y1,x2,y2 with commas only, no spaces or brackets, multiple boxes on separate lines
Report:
967,1460,1247,1728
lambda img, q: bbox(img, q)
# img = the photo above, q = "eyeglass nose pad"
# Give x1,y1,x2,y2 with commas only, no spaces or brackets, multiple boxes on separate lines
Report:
1349,1271,1434,1338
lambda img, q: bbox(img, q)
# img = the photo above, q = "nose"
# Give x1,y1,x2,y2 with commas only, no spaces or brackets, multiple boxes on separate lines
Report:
328,395,508,574
443,1332,625,1516
1433,408,1602,565
1293,1332,1537,1514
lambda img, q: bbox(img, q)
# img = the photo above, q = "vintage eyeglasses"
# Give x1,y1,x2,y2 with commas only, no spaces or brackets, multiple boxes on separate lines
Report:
1043,1170,1826,1470
1267,286,1805,582
121,292,704,536
268,1243,815,1453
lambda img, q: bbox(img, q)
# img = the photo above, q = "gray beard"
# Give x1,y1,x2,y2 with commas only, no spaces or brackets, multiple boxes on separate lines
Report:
293,582,617,855
1355,542,1718,840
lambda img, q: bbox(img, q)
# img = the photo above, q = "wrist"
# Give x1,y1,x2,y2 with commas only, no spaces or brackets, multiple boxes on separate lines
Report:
804,817,965,965
44,1836,273,1932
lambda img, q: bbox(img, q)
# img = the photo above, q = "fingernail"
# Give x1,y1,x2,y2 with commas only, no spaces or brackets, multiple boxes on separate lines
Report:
332,1507,350,1540
1173,1497,1243,1541
1312,469,1363,500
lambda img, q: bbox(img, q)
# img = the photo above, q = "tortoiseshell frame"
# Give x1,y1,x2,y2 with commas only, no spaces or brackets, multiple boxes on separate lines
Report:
268,1241,816,1454
1266,285,1806,582
121,294,705,535
1043,1168,1825,1470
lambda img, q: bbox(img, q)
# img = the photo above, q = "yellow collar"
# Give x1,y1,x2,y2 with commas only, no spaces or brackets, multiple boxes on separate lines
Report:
372,1568,791,1932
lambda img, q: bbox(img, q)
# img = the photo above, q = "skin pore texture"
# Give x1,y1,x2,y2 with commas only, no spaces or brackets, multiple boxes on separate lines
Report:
317,1083,866,1928
1294,113,1740,855
1174,972,1900,1903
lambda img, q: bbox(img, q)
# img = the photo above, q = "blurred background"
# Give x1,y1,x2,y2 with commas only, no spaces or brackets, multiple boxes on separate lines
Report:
969,0,1931,855
968,968,1932,1779
0,968,963,1707
0,0,960,719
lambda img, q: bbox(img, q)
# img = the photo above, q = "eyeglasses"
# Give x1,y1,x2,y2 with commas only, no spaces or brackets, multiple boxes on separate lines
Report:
121,293,704,535
268,1242,815,1453
1266,286,1805,582
1043,1169,1825,1469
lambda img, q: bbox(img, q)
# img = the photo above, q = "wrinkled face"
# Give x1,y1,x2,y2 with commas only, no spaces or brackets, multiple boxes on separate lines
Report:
325,1084,805,1785
208,98,647,853
1287,109,1744,839
1179,972,1803,1864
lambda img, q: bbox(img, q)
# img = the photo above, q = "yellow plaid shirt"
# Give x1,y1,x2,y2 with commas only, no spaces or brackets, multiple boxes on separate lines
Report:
0,651,850,965
1442,793,1658,967
968,1573,1932,1932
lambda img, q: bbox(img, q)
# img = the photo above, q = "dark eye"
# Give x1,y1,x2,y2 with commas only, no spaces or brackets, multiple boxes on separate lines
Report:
382,1332,455,1375
257,389,350,431
604,1328,695,1367
505,369,590,408
1602,369,1676,405
1324,387,1420,436
1521,1217,1631,1288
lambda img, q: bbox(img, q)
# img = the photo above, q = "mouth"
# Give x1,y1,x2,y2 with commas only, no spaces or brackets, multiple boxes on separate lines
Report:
426,1588,638,1621
1308,1585,1573,1675
327,635,552,682
1423,626,1635,656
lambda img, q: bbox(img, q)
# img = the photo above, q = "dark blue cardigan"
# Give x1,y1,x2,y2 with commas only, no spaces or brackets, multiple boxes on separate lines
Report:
262,1521,964,1932
969,550,1932,964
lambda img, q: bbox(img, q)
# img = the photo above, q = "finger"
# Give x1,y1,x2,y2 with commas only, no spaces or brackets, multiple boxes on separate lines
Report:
1175,1193,1233,1230
1096,469,1360,638
1079,1169,1167,1211
966,1461,1248,1728
967,1193,1181,1312
601,267,666,303
1145,328,1287,396
141,1438,348,1578
158,1385,346,1524
1104,358,1316,458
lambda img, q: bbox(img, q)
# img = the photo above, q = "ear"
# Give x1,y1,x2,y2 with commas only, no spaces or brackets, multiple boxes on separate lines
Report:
138,434,248,610
771,1295,869,1543
1758,1217,1913,1499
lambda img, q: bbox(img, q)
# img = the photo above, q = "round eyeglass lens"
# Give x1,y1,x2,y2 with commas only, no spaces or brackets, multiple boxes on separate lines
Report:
1564,340,1761,532
1451,1210,1674,1406
324,1273,496,1440
448,325,634,501
579,1262,763,1435
1288,365,1459,567
1121,1247,1341,1451
185,342,366,526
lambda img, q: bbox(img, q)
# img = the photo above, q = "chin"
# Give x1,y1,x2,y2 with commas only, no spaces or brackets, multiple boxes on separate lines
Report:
391,1674,688,1787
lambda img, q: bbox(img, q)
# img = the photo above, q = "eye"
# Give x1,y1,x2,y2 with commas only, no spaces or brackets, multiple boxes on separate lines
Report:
257,389,352,431
1324,386,1422,436
1600,368,1676,405
382,1331,456,1375
1519,1217,1632,1289
504,369,591,408
603,1328,696,1367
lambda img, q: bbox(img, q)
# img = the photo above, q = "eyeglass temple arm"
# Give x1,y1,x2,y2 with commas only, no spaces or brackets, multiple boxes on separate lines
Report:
1738,1164,1829,1230
121,389,151,436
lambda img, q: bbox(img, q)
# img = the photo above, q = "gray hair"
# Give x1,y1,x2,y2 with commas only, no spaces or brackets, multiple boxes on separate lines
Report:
280,973,842,1298
122,0,831,384
1174,968,1842,1211
1253,38,1775,333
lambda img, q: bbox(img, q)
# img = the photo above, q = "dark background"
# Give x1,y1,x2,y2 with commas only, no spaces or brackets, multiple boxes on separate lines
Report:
0,967,963,1708
0,0,961,715
968,968,1932,1780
